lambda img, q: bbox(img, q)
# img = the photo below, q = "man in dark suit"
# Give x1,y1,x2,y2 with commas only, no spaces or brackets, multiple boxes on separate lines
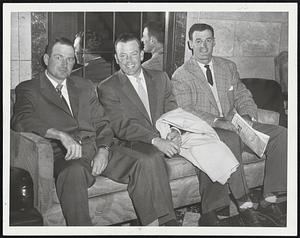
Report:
11,37,114,225
98,33,180,226
172,23,287,226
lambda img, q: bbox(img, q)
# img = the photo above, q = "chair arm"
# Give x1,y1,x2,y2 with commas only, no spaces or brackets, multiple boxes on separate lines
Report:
10,130,55,214
257,108,279,125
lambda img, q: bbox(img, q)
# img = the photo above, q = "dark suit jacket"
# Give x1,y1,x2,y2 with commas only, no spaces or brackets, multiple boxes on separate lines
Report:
97,68,178,144
11,72,113,150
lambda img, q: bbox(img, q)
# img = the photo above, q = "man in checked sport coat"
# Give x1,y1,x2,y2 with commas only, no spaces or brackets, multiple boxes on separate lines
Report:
98,33,180,226
172,23,287,226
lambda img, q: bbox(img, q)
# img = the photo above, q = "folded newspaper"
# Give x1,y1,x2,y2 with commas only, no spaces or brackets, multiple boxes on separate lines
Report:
231,113,270,158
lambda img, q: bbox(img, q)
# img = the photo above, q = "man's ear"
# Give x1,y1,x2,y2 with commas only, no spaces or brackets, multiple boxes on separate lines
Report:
140,50,144,61
43,54,49,66
114,54,119,65
150,36,155,43
187,40,193,51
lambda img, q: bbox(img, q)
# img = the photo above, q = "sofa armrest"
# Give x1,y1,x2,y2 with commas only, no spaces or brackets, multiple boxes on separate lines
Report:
10,130,55,214
257,108,279,125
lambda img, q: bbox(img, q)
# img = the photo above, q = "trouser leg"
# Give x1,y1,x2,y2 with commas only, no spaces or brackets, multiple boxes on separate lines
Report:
52,141,95,226
198,128,250,214
102,142,176,225
252,123,287,195
197,169,230,214
215,129,250,200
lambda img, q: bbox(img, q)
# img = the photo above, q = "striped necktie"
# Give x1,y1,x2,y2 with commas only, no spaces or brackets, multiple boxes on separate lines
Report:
56,84,71,114
135,77,152,123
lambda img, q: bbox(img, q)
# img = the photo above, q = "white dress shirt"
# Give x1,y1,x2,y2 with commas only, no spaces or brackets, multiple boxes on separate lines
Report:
197,61,223,117
45,71,73,116
127,70,149,97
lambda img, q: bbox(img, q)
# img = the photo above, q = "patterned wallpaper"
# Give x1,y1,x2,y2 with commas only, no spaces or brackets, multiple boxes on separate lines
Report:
184,12,288,80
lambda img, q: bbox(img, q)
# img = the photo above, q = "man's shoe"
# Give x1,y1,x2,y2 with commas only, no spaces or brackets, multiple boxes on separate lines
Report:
239,208,261,227
258,202,286,227
198,210,225,226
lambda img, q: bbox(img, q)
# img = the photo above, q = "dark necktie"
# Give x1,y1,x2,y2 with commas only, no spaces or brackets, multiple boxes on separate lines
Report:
56,84,71,113
204,65,213,86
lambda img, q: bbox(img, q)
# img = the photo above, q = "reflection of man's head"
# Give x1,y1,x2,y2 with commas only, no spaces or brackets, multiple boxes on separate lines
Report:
73,30,102,64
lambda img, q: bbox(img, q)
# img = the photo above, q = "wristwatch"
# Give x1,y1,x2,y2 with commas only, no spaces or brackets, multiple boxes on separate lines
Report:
99,145,111,152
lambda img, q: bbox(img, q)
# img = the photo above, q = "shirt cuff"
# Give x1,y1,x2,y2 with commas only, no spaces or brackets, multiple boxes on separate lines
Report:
170,127,181,136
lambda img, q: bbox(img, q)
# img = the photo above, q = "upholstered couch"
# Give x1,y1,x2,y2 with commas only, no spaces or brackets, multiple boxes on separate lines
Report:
10,78,283,226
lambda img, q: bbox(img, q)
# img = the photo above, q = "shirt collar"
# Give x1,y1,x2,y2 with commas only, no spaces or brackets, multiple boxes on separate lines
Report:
126,69,145,81
197,59,213,69
45,70,67,88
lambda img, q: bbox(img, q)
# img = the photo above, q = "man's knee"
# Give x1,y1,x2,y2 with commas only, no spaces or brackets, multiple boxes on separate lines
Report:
216,129,241,147
57,161,90,185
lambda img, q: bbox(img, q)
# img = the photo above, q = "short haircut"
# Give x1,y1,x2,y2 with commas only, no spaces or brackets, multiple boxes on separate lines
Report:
45,37,74,56
114,33,142,52
143,21,164,44
75,30,102,52
188,23,214,40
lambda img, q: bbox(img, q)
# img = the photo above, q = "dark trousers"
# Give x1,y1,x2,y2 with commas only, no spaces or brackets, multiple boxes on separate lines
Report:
102,142,176,225
197,123,287,214
252,122,287,195
52,140,97,226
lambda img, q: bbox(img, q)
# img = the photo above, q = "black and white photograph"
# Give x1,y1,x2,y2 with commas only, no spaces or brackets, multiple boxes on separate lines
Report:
3,2,297,236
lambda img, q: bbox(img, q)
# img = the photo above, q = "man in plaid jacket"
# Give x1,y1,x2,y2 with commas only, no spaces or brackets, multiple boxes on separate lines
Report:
172,23,287,227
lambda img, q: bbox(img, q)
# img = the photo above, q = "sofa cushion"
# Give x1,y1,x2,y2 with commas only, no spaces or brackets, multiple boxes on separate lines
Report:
52,151,264,204
53,155,196,204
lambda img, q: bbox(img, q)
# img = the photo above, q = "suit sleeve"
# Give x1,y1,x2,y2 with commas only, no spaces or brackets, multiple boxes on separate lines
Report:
11,83,51,136
98,82,160,144
162,72,178,113
89,86,114,147
229,62,258,119
172,71,217,126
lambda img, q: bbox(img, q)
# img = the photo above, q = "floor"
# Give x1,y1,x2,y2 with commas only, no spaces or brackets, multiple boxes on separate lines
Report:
119,187,287,227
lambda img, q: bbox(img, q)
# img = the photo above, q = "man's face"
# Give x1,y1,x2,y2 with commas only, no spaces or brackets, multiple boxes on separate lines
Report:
44,43,75,82
189,29,215,64
115,39,144,77
141,27,153,53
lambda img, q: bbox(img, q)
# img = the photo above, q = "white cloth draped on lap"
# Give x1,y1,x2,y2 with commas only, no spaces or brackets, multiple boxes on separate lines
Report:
156,108,239,185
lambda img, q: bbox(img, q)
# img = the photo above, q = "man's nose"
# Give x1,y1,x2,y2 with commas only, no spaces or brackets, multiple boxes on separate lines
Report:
199,41,207,47
61,58,68,67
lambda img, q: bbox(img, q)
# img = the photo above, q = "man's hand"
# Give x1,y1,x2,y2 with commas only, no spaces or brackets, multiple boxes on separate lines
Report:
45,128,82,160
152,137,180,158
91,148,109,176
166,128,182,147
241,114,254,127
59,131,82,160
213,117,238,133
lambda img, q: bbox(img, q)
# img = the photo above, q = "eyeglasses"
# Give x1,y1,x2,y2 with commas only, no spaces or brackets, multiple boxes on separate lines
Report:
194,38,214,45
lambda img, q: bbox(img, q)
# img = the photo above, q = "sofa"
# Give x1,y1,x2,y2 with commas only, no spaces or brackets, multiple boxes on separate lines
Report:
10,78,283,226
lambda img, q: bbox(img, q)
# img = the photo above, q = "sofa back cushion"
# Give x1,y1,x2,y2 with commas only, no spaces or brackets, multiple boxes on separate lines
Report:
241,78,287,127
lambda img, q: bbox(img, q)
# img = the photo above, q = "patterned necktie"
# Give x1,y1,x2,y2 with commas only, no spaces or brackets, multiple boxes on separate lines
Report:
136,77,152,122
204,65,213,86
56,84,71,113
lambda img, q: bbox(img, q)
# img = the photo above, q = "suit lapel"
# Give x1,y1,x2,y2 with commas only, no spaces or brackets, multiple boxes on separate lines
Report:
66,77,79,119
144,69,156,123
185,57,219,111
118,71,152,123
212,58,228,114
40,72,74,118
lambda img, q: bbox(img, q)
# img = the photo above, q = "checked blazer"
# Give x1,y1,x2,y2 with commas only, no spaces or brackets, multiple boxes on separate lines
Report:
171,56,258,126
